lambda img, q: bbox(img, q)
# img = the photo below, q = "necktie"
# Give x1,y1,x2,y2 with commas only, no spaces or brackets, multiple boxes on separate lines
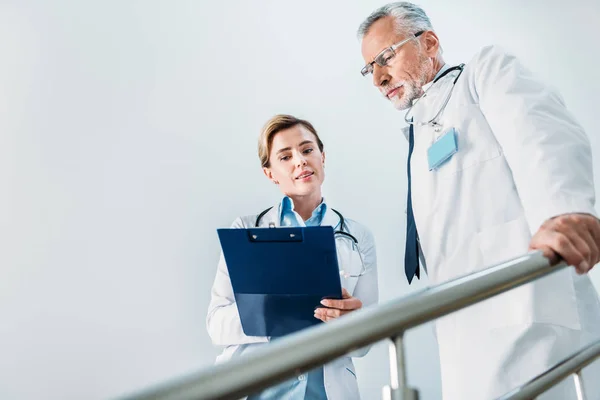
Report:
405,124,420,284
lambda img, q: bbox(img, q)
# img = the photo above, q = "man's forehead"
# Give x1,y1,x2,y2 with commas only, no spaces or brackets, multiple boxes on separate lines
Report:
360,17,404,61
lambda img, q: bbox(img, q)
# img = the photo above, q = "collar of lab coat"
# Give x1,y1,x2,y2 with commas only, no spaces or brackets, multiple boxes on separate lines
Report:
421,63,451,92
320,202,343,230
401,63,453,141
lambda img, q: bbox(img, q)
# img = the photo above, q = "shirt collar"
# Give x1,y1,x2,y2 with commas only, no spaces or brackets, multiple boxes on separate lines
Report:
279,195,327,226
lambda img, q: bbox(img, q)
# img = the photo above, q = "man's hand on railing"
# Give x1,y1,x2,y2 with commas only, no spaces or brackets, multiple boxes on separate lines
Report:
314,288,362,322
528,213,600,274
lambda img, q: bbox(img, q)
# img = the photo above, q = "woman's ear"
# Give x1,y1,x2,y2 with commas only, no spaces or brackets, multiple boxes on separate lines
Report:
263,167,278,184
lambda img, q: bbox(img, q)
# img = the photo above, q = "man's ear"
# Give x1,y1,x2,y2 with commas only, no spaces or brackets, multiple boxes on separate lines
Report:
423,31,441,57
263,167,278,184
322,151,326,166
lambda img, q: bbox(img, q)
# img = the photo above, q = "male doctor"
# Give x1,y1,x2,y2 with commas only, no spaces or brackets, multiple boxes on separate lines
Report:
358,2,600,399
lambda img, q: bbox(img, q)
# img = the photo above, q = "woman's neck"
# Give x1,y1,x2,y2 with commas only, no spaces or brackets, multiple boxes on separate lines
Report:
288,191,323,221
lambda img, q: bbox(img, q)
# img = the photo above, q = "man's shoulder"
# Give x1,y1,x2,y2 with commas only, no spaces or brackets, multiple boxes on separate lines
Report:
467,44,519,68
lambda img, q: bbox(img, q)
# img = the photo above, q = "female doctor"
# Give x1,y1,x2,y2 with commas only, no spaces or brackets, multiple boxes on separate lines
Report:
206,114,379,400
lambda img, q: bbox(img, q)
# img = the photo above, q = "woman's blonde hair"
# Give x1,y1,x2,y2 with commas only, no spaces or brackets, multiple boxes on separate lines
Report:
258,114,324,168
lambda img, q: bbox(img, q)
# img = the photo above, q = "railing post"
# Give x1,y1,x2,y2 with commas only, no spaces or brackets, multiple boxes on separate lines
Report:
573,370,587,400
381,333,419,400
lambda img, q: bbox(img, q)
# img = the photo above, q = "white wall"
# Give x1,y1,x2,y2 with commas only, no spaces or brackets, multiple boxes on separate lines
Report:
1,1,599,399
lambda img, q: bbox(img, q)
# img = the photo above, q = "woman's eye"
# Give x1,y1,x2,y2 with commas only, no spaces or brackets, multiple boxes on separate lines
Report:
280,155,291,161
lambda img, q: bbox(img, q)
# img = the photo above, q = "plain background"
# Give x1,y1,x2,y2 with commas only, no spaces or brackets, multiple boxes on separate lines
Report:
1,0,599,399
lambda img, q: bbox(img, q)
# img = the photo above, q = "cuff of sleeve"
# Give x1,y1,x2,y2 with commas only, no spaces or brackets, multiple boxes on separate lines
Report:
526,199,597,236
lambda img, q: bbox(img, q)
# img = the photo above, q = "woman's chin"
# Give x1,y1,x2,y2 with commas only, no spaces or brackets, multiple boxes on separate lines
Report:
287,182,321,197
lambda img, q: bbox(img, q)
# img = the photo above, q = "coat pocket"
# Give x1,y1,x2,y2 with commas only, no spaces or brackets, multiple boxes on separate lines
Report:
432,103,503,176
476,216,581,330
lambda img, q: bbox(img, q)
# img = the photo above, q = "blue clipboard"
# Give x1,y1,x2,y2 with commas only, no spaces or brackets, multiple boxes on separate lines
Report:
217,226,343,337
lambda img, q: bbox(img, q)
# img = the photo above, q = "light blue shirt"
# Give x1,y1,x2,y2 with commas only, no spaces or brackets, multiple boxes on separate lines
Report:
248,196,328,400
280,196,327,228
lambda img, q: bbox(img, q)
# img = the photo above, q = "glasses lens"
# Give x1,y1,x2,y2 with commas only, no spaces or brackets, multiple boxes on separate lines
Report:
361,64,372,76
375,49,395,67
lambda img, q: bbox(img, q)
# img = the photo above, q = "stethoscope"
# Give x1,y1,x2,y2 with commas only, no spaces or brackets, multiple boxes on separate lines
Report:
404,63,465,131
255,206,368,278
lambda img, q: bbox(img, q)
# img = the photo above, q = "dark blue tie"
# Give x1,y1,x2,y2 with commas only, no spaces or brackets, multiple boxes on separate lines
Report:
405,124,420,284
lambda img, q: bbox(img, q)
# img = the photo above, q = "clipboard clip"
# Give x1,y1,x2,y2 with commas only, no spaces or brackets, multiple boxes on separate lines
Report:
247,227,304,242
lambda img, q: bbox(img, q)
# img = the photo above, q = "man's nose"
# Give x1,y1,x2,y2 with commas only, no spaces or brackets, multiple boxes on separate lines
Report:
373,65,390,88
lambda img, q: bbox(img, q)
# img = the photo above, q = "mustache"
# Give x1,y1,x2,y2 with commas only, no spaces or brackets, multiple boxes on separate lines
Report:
380,81,405,97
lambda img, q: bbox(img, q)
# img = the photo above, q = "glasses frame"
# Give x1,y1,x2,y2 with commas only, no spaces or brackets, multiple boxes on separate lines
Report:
361,30,425,76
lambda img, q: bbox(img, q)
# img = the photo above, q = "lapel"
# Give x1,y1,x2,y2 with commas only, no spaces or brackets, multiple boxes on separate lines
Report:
321,205,343,231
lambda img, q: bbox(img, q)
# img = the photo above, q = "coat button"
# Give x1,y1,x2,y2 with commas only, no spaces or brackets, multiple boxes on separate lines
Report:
298,374,306,381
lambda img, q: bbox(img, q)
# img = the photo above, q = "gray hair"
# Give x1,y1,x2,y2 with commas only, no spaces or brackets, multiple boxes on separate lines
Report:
357,2,434,38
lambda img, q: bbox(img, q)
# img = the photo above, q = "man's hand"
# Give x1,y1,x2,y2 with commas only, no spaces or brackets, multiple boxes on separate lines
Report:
314,288,362,322
529,213,600,274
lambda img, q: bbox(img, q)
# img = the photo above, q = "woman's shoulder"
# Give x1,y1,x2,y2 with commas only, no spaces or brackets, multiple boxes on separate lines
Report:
228,214,257,228
331,209,374,238
224,203,279,229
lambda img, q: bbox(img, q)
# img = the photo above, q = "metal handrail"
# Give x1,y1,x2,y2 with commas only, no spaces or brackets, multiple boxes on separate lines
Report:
121,251,574,400
497,339,600,400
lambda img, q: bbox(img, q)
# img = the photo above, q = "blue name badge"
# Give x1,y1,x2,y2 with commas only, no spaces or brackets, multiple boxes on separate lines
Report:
427,128,458,171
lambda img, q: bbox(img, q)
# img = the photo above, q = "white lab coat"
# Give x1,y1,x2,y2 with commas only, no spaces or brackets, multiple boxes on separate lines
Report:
407,45,600,399
206,203,379,400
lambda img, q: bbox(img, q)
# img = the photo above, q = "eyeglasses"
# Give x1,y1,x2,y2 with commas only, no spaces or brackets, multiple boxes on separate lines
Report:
361,31,425,76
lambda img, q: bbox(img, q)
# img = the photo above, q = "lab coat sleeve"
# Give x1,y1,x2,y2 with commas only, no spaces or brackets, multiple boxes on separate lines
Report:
347,226,379,358
473,45,597,235
205,217,269,346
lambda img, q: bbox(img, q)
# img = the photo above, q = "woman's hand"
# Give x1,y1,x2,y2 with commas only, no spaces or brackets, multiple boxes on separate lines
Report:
314,288,362,322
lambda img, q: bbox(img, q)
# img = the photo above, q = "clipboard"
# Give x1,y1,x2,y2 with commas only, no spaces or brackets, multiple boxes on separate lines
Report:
217,226,343,337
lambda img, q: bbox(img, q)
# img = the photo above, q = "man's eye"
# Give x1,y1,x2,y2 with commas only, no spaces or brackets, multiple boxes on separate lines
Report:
381,54,394,64
303,148,314,154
